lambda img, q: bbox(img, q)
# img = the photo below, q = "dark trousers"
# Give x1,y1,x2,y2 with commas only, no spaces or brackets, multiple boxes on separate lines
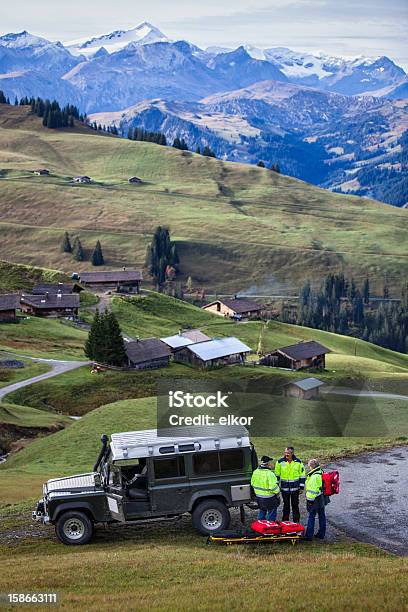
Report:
306,507,326,540
256,495,279,521
282,491,300,522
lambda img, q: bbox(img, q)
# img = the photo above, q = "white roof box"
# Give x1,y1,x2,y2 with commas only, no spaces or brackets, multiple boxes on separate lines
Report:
110,426,250,461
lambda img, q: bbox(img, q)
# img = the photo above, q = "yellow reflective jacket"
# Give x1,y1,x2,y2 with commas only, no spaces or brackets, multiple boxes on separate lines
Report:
251,467,280,498
305,467,323,501
275,456,305,492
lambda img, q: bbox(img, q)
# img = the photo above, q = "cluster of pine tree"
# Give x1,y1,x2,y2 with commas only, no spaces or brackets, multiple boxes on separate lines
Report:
84,310,126,366
196,145,216,158
283,273,408,353
61,232,104,265
28,96,84,128
89,122,119,135
0,90,11,104
145,226,179,286
173,137,189,151
128,127,167,145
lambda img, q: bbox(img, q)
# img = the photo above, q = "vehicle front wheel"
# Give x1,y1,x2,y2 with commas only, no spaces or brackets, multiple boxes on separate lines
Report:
55,511,93,545
192,499,230,535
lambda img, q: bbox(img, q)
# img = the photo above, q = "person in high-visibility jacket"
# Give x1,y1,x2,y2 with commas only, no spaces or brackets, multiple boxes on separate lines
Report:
305,458,327,540
251,455,280,521
275,446,305,523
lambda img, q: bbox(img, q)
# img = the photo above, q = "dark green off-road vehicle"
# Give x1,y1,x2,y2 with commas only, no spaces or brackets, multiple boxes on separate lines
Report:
33,426,257,544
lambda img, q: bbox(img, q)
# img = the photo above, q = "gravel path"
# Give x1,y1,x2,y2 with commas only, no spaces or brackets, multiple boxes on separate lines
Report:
0,357,89,401
327,446,408,555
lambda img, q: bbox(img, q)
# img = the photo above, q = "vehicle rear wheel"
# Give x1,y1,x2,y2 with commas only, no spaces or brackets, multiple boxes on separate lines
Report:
192,499,230,535
55,511,93,545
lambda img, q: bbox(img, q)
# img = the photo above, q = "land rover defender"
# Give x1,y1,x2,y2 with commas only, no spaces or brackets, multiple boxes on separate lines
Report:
33,426,257,545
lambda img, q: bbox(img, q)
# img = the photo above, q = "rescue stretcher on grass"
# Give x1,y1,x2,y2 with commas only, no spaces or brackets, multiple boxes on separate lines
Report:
207,520,305,546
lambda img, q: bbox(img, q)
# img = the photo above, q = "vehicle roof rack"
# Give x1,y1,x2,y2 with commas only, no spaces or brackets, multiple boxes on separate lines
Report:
110,426,250,461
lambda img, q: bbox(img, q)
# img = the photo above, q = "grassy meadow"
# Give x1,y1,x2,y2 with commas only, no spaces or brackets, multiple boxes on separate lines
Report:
0,105,407,293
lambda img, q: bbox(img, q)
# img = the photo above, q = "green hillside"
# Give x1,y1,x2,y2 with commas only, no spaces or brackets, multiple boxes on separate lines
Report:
1,290,407,381
0,402,70,429
0,104,407,293
3,292,407,421
0,260,66,293
3,396,406,501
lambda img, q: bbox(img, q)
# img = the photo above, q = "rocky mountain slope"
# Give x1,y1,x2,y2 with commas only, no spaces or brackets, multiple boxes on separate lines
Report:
0,23,407,205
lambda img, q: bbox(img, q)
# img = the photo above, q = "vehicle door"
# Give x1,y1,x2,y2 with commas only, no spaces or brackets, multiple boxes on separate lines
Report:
149,455,190,514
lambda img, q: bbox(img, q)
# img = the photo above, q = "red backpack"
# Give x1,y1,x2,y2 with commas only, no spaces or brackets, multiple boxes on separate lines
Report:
322,470,340,496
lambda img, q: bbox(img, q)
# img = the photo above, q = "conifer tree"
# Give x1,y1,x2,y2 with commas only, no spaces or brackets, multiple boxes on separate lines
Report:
91,240,104,266
72,237,85,262
84,309,102,361
104,311,126,366
84,310,126,366
61,231,72,253
145,226,180,286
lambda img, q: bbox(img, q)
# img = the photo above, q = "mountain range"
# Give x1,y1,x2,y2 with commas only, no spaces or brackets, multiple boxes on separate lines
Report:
0,22,407,206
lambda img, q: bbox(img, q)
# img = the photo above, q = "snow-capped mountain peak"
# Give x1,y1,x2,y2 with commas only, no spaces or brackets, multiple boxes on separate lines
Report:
0,30,54,49
66,22,170,57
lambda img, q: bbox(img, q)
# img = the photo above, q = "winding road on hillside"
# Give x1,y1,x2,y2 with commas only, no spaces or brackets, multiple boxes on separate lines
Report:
0,356,89,401
327,446,408,555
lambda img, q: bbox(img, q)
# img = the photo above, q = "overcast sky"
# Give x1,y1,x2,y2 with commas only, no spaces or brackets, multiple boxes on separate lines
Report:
1,0,407,68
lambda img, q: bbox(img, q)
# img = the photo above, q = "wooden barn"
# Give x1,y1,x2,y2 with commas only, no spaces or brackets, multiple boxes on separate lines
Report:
283,377,325,400
174,337,252,368
20,293,80,318
125,338,171,370
0,294,20,322
260,341,331,370
79,270,142,294
32,283,83,295
202,297,262,320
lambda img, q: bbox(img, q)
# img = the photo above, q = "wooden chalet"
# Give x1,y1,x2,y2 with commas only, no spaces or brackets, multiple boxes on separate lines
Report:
128,176,142,184
174,337,252,368
20,293,80,318
125,338,171,370
32,283,83,295
79,270,142,293
161,329,211,352
0,294,20,322
260,341,331,370
283,377,325,400
33,168,50,176
202,297,262,320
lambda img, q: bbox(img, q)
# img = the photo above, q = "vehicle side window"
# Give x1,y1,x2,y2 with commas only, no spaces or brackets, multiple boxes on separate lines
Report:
193,450,244,474
220,449,244,471
193,452,219,474
153,457,185,480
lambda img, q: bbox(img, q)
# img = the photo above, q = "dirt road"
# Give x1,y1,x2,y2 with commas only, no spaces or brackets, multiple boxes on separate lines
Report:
328,446,408,555
0,357,89,401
